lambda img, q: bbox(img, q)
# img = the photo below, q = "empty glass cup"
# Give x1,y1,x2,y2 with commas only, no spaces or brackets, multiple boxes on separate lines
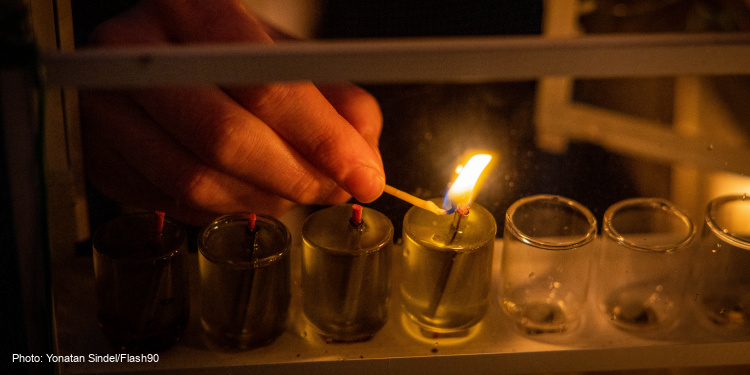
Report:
501,195,597,335
694,194,750,336
596,198,695,336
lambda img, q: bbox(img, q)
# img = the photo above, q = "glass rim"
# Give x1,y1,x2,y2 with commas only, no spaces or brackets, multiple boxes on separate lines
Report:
198,212,291,266
603,197,695,253
403,199,496,252
92,211,187,262
302,204,394,254
505,194,597,250
705,194,750,250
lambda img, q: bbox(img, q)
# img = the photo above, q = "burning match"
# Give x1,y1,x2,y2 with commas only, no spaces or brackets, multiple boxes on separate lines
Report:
383,185,447,215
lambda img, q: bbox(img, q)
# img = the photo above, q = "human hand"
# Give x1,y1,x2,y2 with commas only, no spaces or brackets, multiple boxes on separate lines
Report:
80,0,385,225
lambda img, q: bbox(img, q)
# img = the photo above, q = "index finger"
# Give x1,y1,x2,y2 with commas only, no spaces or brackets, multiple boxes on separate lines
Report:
133,86,353,205
229,83,386,203
148,0,386,202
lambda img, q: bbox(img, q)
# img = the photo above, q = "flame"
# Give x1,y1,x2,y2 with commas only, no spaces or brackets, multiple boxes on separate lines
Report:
443,153,492,211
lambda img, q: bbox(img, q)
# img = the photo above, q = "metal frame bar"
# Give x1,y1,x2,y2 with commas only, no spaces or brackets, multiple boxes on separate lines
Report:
40,33,750,87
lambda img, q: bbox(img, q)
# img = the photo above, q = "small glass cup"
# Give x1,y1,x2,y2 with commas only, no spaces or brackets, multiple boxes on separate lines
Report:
93,212,190,352
301,204,394,342
401,199,496,335
695,194,750,336
596,198,695,335
198,213,291,350
501,195,597,335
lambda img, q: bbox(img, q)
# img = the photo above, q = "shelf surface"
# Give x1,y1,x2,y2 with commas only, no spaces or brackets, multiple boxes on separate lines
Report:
53,210,750,374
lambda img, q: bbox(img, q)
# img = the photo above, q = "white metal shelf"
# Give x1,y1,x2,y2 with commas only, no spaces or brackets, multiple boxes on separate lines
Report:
39,33,750,88
54,231,750,374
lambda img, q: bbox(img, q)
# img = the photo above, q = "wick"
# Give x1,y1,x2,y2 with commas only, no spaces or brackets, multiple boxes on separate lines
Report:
248,213,257,232
428,205,468,318
350,204,364,227
245,213,258,260
448,204,470,244
235,213,259,335
153,211,166,243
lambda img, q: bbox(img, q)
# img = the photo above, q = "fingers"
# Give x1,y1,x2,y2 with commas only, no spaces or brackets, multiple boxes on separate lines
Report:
226,84,385,203
316,84,384,157
130,86,353,204
80,91,305,223
88,2,168,45
83,137,220,225
145,0,273,44
90,0,270,45
85,0,386,207
146,0,387,202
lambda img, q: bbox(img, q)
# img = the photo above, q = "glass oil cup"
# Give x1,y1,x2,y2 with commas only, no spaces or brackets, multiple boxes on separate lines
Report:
695,194,750,337
93,212,190,353
301,205,394,342
401,200,496,335
501,195,597,336
596,198,695,336
198,213,291,350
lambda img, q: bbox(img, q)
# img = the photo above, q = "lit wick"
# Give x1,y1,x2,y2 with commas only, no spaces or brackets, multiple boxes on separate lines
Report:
405,153,494,332
384,185,447,215
425,204,469,319
448,204,470,244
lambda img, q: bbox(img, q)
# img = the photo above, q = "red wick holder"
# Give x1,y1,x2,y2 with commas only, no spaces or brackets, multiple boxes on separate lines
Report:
247,213,257,232
350,204,364,227
153,211,166,242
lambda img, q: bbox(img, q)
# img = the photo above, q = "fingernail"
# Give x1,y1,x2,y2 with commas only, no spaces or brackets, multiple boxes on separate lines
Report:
344,166,385,203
